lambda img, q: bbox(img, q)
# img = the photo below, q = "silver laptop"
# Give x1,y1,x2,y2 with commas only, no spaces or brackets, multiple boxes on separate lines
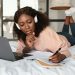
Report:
0,37,16,61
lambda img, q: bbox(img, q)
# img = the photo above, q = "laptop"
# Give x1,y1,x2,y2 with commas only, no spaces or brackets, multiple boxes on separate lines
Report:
0,37,16,61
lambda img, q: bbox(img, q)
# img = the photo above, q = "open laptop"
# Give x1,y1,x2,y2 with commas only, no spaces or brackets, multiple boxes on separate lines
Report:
0,37,16,61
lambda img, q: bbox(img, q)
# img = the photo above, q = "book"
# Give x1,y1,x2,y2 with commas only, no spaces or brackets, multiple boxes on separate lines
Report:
36,59,63,68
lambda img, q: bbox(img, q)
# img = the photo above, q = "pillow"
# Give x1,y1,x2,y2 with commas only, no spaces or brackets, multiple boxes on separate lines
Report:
69,45,75,56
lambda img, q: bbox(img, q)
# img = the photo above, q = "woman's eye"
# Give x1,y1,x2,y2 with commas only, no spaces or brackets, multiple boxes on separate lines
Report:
28,22,32,24
20,24,24,27
28,21,32,23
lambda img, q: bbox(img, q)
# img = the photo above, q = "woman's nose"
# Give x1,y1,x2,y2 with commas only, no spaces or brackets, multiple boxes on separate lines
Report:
25,24,29,29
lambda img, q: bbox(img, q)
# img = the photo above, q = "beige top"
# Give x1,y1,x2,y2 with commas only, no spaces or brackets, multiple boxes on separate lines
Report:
16,27,71,57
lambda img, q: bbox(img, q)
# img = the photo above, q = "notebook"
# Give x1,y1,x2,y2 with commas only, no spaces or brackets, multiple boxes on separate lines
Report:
0,37,16,61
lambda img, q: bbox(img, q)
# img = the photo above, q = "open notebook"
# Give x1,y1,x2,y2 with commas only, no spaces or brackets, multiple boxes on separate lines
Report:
25,51,67,68
36,59,63,68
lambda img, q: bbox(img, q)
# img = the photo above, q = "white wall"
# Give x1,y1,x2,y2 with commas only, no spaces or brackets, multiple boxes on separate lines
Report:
49,0,75,32
0,0,75,37
39,0,75,32
38,0,46,13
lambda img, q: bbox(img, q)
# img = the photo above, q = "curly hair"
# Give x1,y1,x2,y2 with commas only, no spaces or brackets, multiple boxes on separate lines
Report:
13,6,49,43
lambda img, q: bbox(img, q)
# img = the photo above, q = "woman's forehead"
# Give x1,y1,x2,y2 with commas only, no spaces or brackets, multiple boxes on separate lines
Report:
19,14,33,19
18,14,33,22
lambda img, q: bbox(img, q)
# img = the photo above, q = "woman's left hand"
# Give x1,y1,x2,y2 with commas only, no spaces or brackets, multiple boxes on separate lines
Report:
49,52,66,63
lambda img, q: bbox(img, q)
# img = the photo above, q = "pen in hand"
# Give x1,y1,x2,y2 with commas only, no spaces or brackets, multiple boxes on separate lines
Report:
52,48,61,56
49,48,61,60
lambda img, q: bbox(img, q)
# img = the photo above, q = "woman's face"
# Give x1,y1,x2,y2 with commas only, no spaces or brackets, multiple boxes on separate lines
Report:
18,14,35,35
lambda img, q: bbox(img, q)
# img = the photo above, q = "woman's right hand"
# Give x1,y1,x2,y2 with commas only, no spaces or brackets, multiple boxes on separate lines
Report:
49,52,66,63
26,34,36,48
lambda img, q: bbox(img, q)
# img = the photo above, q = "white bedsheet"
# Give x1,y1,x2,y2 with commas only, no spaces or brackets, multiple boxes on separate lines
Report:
0,46,75,75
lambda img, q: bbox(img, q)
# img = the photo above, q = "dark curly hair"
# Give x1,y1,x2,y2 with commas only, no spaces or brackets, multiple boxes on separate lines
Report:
13,6,49,43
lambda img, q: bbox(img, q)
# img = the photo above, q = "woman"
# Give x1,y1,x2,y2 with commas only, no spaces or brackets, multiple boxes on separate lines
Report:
13,6,75,63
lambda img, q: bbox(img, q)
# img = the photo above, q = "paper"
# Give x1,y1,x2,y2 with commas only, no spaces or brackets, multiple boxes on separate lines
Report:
24,51,69,68
25,51,53,60
36,58,63,68
36,57,72,68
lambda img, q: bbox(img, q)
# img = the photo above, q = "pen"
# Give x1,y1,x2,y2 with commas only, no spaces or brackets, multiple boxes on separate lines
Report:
49,48,61,60
53,48,61,56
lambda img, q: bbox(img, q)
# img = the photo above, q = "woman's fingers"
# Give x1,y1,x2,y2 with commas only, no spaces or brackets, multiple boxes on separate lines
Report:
26,35,36,47
49,52,62,63
26,35,35,41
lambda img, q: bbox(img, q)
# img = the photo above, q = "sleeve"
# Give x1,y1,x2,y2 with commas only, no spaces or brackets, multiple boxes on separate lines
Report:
59,36,71,57
35,27,71,57
59,35,71,57
60,46,71,57
16,40,25,54
48,28,71,57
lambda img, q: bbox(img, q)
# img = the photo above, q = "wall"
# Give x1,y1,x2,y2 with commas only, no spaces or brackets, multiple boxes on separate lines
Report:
0,0,75,37
49,0,75,32
39,0,75,32
38,0,46,13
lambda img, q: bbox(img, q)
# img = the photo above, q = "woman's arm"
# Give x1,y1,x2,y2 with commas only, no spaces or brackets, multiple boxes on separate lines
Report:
49,44,71,63
49,52,66,63
16,40,25,55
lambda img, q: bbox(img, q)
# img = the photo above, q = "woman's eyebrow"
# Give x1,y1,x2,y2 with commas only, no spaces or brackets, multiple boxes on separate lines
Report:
18,22,24,25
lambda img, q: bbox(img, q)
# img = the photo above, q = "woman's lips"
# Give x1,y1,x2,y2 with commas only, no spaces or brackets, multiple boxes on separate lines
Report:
26,31,32,35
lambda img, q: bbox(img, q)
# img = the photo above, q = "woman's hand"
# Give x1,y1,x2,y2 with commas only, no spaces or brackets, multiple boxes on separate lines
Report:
26,34,36,48
49,52,66,63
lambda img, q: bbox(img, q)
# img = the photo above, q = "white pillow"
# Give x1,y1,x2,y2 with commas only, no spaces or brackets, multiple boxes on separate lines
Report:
69,45,75,55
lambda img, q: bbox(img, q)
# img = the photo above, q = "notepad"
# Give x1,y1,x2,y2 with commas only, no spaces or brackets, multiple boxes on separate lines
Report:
36,59,63,68
35,57,71,68
25,51,67,68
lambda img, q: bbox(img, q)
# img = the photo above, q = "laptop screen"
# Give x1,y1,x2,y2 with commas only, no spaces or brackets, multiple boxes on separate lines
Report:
0,37,16,61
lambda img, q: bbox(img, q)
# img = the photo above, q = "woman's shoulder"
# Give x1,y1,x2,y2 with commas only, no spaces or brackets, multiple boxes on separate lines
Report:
40,26,55,34
38,26,52,37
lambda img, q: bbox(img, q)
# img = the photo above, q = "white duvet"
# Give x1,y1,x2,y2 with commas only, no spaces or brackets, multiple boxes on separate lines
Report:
0,46,75,75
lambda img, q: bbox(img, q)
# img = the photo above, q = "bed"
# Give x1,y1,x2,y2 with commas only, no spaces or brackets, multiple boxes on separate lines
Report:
0,41,75,75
